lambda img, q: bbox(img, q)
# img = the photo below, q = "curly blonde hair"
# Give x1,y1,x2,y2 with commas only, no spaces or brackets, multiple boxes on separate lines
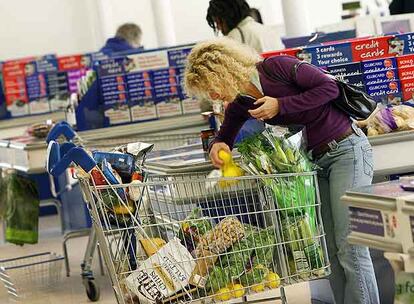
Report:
184,38,260,101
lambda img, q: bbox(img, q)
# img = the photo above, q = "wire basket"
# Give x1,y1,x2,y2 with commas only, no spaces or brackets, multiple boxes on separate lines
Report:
0,252,64,303
78,170,330,304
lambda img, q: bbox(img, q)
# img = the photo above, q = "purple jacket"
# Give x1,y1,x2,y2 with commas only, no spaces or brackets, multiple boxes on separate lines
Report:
214,55,351,151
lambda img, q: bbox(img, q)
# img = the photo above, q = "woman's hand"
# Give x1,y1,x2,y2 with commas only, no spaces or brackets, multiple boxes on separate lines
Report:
248,96,279,120
209,142,231,168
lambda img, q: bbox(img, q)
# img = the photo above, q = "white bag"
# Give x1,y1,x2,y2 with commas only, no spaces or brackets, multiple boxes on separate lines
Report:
125,238,195,303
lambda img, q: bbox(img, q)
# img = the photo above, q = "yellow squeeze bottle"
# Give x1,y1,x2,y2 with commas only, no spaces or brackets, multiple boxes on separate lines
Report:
218,150,243,188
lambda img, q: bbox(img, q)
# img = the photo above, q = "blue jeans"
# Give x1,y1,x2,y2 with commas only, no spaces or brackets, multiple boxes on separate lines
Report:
311,127,379,304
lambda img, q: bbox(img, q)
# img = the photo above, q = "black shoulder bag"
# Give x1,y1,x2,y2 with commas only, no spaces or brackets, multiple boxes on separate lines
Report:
259,57,377,120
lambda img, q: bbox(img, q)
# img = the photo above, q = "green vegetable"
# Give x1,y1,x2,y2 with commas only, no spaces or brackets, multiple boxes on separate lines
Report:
237,129,317,231
178,208,212,251
239,265,269,286
252,227,277,268
282,215,324,275
205,266,230,292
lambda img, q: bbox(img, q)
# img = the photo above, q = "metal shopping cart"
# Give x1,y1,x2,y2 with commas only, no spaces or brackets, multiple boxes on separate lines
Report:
46,135,330,304
45,122,202,301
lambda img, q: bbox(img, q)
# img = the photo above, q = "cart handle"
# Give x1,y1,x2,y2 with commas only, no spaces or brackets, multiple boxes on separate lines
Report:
47,141,96,177
46,121,77,143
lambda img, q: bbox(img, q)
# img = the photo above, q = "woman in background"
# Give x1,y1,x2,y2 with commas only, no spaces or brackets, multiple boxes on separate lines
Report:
204,0,284,143
206,0,283,53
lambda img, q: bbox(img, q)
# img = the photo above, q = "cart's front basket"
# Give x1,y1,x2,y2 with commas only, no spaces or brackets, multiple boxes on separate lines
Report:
78,171,330,304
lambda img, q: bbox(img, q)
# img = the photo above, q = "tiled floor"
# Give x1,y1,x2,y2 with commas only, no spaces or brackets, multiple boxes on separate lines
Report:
0,215,311,304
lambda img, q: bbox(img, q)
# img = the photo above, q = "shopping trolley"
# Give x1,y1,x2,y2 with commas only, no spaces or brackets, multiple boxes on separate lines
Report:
46,136,330,304
46,121,102,302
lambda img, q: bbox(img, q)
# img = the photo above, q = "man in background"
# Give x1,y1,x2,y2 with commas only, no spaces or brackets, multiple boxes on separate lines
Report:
100,23,143,56
389,0,414,15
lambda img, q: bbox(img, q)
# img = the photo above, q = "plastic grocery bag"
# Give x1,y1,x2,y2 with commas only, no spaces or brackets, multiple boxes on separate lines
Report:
4,173,39,245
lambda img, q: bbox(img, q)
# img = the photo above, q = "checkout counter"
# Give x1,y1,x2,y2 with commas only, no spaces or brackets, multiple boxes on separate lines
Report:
0,114,207,173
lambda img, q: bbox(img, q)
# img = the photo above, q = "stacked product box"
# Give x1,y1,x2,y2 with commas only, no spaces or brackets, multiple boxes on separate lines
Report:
362,57,401,105
123,52,158,122
167,47,200,114
2,56,35,117
97,58,131,126
95,45,196,127
57,54,92,94
263,34,414,105
327,62,364,88
397,54,414,103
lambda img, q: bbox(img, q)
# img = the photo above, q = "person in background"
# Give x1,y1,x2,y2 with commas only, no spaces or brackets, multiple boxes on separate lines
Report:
184,38,380,304
100,23,143,56
205,0,284,144
206,0,283,53
249,7,263,24
389,0,414,14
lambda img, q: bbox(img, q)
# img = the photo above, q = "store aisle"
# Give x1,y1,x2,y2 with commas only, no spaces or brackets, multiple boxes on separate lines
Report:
0,215,311,304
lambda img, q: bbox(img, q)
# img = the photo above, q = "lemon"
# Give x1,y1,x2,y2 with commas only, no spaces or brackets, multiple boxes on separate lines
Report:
229,283,245,298
214,287,232,301
265,272,281,289
251,283,265,293
113,205,133,214
218,150,232,164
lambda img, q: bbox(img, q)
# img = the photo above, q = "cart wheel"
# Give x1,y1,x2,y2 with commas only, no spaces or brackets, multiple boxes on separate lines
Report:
86,279,100,302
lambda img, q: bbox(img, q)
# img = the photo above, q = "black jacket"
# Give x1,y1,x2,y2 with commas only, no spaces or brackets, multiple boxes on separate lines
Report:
389,0,414,15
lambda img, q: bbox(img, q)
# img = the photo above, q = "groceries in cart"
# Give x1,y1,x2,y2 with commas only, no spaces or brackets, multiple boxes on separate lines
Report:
46,123,329,303
89,144,154,217
237,129,325,277
125,238,196,303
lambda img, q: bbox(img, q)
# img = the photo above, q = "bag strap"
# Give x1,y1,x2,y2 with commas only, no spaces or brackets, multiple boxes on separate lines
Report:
259,57,305,86
236,27,245,44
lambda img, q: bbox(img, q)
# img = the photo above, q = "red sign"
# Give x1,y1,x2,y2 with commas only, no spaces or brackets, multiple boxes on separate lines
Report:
351,36,400,62
261,48,299,58
1,59,31,105
401,78,414,101
398,66,414,80
397,54,414,69
58,55,89,71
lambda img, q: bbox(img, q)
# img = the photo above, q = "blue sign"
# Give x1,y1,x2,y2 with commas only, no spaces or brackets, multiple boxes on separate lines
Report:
306,42,353,67
328,62,362,77
362,57,397,74
168,47,192,67
349,207,385,237
395,33,414,55
363,69,399,86
36,55,58,73
97,58,125,78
